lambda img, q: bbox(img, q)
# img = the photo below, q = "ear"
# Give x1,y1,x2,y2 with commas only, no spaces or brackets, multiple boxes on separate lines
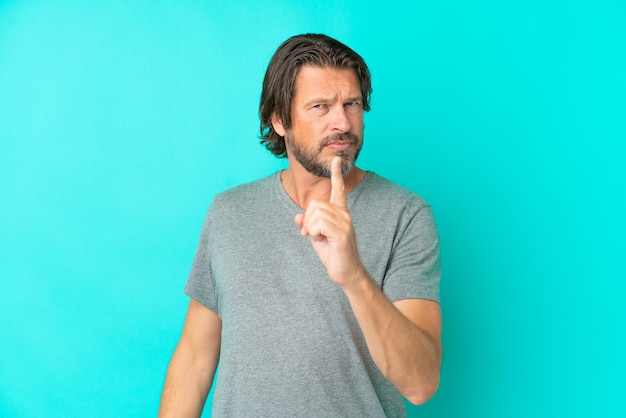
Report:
271,113,286,137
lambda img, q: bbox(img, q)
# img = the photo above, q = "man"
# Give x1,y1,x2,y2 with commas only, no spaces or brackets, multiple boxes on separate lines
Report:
159,33,442,417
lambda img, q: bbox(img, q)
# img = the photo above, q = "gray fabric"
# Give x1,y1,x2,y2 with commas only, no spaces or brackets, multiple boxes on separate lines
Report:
184,171,441,417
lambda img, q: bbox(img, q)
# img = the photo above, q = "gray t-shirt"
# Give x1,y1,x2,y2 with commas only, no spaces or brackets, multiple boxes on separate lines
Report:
185,171,441,417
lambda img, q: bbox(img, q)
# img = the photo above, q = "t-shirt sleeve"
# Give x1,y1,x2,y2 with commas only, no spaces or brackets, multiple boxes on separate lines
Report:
382,202,441,304
184,202,219,314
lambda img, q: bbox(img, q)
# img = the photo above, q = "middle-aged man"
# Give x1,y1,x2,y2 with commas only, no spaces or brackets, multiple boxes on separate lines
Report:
159,33,442,417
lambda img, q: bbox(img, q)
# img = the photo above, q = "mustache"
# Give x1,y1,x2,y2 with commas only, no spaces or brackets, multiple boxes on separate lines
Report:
319,133,360,149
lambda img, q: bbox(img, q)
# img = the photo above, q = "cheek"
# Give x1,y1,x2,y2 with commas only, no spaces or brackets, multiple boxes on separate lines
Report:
294,120,323,139
350,115,364,132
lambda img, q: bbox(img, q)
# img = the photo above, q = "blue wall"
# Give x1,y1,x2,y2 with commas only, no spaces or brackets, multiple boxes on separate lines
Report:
1,1,624,416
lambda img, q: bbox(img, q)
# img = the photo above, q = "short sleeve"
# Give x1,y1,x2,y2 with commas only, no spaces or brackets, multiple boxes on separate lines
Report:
184,202,219,314
382,203,441,303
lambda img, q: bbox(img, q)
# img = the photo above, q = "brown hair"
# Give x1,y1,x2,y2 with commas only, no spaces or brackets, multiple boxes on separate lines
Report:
259,34,372,157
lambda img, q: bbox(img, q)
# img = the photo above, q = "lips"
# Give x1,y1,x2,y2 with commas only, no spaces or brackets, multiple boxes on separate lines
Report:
325,141,352,151
320,133,359,152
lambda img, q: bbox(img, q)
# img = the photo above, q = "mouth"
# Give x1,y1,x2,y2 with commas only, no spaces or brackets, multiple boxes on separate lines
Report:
321,133,358,152
325,141,353,151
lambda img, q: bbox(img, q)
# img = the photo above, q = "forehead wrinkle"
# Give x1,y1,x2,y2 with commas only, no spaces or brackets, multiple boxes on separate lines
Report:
296,86,361,107
294,67,359,96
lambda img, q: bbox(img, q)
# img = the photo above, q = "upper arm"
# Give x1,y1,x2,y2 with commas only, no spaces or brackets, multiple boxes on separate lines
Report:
393,298,442,358
178,299,222,373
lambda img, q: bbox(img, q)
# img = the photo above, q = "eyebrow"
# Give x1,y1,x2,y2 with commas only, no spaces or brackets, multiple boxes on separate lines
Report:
303,95,362,108
303,97,331,107
344,96,363,103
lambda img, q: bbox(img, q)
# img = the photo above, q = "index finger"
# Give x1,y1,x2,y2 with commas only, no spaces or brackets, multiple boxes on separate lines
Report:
329,156,347,207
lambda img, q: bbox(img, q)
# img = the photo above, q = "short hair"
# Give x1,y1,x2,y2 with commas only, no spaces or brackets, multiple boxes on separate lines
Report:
259,34,372,158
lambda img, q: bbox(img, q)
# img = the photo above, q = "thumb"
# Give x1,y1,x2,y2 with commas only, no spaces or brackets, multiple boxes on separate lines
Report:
294,213,307,235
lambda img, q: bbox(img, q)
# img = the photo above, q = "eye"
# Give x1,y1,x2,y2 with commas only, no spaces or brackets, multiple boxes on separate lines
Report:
345,101,361,113
310,103,329,114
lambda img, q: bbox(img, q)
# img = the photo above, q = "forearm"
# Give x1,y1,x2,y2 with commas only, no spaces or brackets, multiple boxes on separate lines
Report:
158,344,216,417
342,270,441,404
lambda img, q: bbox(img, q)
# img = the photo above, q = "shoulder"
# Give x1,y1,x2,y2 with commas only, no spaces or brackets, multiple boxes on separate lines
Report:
210,172,277,211
355,172,431,213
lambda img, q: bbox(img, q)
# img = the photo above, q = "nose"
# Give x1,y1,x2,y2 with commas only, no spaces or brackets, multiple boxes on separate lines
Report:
330,105,352,133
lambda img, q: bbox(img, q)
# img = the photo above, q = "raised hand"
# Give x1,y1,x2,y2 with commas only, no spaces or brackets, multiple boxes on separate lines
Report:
294,156,365,288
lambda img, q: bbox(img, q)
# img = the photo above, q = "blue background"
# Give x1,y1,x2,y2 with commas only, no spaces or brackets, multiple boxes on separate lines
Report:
1,0,624,416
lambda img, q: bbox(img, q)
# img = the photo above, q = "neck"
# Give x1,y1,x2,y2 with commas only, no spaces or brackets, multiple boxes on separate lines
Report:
281,162,366,209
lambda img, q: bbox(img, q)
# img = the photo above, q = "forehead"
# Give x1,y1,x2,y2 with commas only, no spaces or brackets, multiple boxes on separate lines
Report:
293,65,361,100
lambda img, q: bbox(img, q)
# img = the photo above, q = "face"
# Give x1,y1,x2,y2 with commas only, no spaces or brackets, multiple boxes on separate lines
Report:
273,65,364,178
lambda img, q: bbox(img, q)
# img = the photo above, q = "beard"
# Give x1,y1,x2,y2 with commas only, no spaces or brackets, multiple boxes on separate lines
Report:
285,132,362,178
